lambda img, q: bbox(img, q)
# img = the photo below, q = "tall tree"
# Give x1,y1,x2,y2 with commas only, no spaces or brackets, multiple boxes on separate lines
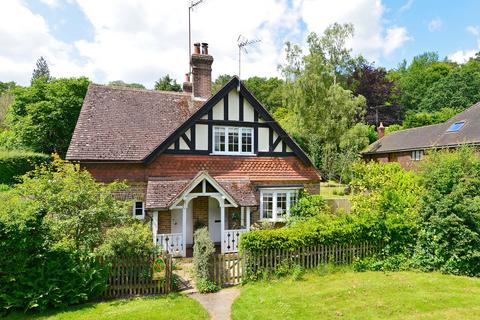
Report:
348,62,401,125
212,74,234,93
8,77,90,156
31,57,51,83
154,75,181,92
243,77,284,112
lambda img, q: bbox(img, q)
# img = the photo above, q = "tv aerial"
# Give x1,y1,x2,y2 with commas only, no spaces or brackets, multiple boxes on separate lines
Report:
237,35,261,80
188,0,205,75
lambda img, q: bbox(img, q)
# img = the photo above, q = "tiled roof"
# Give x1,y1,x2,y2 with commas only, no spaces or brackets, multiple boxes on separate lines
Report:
66,84,203,161
145,175,258,209
364,101,480,154
145,179,190,209
147,154,321,181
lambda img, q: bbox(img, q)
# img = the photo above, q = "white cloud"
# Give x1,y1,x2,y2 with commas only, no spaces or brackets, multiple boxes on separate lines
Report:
448,25,480,64
0,0,90,85
1,0,410,86
301,0,411,62
448,49,476,64
399,0,413,12
40,0,61,8
428,18,442,32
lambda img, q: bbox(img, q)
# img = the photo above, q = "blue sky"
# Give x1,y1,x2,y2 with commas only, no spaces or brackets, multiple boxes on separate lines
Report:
1,0,479,87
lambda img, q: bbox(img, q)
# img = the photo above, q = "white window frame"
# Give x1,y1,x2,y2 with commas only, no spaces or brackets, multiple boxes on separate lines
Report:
411,150,423,161
212,126,254,155
259,188,301,221
133,201,145,219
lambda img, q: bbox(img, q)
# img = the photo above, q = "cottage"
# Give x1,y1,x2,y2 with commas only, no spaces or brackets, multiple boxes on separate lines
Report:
363,101,480,169
66,43,321,257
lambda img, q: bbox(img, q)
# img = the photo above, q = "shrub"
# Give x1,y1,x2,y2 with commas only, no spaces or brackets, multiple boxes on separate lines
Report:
95,223,155,258
192,227,218,293
0,194,107,312
289,191,328,223
413,148,480,276
0,149,50,184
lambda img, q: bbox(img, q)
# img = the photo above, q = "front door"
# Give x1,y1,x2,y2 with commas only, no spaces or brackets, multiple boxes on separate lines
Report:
208,198,221,243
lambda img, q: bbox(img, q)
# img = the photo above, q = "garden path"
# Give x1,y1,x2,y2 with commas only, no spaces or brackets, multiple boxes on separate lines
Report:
189,287,240,320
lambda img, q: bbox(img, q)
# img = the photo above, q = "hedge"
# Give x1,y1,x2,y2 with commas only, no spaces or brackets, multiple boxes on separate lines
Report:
239,214,416,254
0,150,51,184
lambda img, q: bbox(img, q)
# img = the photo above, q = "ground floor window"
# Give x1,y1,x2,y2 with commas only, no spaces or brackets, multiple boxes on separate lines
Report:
133,201,145,219
411,150,424,161
260,189,300,221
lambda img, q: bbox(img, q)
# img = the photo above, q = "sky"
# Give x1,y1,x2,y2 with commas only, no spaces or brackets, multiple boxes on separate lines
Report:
1,0,480,88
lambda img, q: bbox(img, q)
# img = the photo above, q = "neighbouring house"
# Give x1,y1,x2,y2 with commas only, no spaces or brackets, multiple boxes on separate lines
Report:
66,43,321,257
363,101,480,169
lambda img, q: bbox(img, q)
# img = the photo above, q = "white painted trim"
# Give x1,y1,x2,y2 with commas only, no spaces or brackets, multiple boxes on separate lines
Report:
246,207,251,231
169,171,238,209
152,211,158,246
132,201,145,220
259,189,299,221
182,202,187,258
220,198,225,253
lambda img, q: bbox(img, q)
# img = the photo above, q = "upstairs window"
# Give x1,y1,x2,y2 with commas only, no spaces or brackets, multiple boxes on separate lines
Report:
447,121,465,132
213,126,253,155
411,150,423,161
133,201,145,219
260,189,300,221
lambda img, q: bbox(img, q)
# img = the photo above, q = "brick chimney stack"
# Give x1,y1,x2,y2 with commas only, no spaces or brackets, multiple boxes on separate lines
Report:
191,42,213,100
182,73,192,94
377,122,385,139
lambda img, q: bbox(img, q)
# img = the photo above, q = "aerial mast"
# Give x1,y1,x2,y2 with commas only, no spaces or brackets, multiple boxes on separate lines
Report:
188,0,205,76
237,35,261,80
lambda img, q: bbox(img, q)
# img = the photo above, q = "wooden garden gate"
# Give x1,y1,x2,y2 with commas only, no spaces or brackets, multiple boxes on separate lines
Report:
212,252,243,286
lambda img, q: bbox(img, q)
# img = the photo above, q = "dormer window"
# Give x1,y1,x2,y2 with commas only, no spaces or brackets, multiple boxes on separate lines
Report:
213,126,253,155
447,121,465,132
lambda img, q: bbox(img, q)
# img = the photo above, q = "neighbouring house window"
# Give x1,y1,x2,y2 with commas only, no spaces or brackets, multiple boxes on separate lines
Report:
260,189,300,221
133,201,145,219
447,121,465,132
411,150,423,161
213,126,253,154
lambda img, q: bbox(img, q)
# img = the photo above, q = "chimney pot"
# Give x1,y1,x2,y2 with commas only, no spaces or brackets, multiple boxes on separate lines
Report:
193,43,201,54
377,122,385,139
201,43,209,55
185,73,190,82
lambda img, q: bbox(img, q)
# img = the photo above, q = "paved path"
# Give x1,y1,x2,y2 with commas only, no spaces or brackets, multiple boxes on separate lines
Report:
189,287,241,320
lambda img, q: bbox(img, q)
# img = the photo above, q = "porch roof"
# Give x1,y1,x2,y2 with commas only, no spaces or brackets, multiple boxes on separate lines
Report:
145,174,258,210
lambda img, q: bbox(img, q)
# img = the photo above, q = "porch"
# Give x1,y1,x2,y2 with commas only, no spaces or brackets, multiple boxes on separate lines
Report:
148,171,258,257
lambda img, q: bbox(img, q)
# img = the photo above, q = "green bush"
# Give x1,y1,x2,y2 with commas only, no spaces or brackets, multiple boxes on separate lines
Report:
289,191,328,221
192,227,218,293
0,149,50,184
413,148,480,277
95,223,155,258
0,194,107,312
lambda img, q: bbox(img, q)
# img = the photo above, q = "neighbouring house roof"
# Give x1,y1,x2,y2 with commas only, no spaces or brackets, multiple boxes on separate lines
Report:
145,172,258,210
364,101,480,155
66,84,203,161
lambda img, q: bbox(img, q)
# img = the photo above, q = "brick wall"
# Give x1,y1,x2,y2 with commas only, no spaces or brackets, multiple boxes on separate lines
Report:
364,152,421,171
192,196,209,230
158,210,171,234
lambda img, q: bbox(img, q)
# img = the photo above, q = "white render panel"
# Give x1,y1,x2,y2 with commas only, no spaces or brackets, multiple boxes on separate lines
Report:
228,90,239,121
212,99,224,120
168,143,174,150
244,99,254,122
286,145,292,152
184,128,191,139
258,127,270,152
179,137,189,150
195,124,208,150
275,140,283,152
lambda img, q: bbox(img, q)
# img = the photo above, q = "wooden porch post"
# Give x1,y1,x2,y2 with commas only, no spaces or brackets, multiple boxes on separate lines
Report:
220,197,225,253
246,207,251,231
182,200,187,257
152,210,158,246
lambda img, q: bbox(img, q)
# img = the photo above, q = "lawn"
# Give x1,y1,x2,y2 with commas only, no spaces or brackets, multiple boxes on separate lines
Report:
232,271,480,320
319,181,350,199
5,294,209,320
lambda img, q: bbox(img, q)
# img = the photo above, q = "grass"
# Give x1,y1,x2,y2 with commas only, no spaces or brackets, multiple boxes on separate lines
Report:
5,294,209,320
319,181,350,199
232,271,480,320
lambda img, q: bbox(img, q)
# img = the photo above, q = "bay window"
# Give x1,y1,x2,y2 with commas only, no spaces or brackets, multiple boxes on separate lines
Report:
213,126,253,155
260,189,300,221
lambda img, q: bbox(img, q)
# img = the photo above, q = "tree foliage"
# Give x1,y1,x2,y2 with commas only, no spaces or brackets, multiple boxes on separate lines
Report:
31,56,51,83
108,80,146,89
8,77,89,156
154,74,182,92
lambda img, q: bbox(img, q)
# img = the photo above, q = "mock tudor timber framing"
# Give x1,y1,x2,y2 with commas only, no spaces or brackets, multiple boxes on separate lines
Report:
145,76,312,165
